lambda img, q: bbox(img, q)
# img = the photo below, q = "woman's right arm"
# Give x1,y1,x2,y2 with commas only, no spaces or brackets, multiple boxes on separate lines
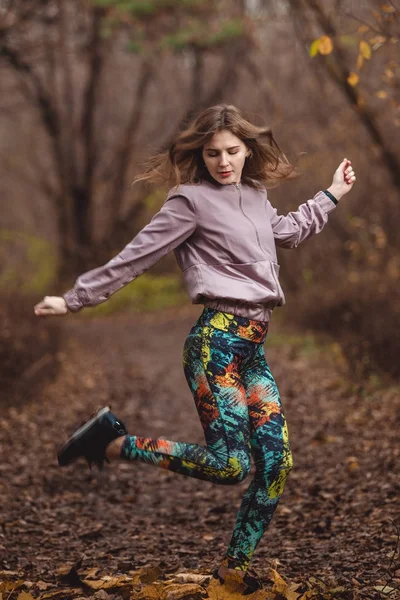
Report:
34,193,196,317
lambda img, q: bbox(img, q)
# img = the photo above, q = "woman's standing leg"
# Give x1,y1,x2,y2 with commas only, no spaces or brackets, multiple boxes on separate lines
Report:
223,341,293,571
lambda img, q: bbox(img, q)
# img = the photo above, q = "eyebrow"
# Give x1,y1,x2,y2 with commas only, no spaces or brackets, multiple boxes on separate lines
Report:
204,145,241,151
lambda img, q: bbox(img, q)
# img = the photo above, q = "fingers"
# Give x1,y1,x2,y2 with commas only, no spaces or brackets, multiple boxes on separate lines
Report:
342,158,356,185
34,308,57,317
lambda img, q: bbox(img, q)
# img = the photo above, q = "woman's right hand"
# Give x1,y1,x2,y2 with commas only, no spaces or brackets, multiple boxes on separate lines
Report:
34,296,68,317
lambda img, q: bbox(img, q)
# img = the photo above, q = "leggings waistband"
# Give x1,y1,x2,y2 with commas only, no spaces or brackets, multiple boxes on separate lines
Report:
197,308,268,344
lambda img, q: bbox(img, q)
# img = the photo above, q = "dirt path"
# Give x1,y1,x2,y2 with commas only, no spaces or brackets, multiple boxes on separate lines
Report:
1,306,399,598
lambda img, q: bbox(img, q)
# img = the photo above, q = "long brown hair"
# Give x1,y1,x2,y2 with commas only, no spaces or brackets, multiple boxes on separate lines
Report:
134,104,299,190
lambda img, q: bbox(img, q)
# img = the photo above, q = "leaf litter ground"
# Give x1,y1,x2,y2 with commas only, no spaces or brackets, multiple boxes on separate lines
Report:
0,306,399,599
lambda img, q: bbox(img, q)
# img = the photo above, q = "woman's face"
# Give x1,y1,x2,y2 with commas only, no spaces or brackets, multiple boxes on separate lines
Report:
202,130,249,185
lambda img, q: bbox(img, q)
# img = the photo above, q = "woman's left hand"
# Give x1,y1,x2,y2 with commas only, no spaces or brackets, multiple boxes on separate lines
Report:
327,158,356,202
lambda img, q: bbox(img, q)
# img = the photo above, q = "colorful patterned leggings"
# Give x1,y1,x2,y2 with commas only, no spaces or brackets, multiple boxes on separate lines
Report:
121,308,293,571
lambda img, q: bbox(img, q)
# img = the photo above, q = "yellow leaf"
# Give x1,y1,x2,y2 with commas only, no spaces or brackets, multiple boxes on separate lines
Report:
16,594,35,600
356,54,364,70
347,72,359,86
381,4,396,12
359,40,372,59
376,90,388,98
318,35,333,55
309,39,320,57
358,25,369,33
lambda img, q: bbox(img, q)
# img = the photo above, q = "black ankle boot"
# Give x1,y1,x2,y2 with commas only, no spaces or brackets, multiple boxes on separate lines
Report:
57,407,127,469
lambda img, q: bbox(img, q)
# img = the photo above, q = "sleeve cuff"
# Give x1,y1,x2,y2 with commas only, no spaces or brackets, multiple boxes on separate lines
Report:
323,189,338,205
63,289,84,312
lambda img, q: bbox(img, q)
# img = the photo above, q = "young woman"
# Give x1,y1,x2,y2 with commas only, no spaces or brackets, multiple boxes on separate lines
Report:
34,104,356,594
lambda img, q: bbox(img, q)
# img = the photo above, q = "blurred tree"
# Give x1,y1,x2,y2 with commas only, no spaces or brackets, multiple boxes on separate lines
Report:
289,0,400,214
0,0,256,278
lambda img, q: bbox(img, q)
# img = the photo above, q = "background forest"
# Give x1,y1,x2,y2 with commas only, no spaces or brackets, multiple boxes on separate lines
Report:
1,3,400,599
1,0,399,395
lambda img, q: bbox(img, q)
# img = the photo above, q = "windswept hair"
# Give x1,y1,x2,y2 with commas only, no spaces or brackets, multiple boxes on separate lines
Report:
134,104,299,190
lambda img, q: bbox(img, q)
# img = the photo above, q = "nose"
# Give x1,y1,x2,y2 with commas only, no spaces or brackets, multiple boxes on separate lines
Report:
218,152,230,167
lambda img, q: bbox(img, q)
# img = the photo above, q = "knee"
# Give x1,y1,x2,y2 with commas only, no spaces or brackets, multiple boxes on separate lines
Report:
219,454,251,485
267,450,293,498
254,446,293,492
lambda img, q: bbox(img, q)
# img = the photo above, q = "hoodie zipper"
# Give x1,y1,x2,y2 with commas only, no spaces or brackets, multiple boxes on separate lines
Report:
234,183,270,259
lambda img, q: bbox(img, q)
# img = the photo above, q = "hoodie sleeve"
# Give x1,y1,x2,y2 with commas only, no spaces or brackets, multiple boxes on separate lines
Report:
266,190,337,249
63,194,196,312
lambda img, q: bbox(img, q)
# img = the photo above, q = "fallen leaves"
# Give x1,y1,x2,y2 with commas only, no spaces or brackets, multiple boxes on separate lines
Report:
2,312,399,600
16,593,35,600
1,567,334,600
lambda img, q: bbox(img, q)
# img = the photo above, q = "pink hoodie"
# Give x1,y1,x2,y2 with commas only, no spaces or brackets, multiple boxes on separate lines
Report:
63,180,337,321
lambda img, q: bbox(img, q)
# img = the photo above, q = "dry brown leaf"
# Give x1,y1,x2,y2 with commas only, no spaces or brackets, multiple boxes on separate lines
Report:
36,581,53,591
0,571,20,577
40,590,79,599
269,569,302,600
16,593,35,600
82,575,133,590
167,573,210,585
164,583,205,600
93,591,111,600
139,567,163,584
78,523,103,539
0,580,25,593
207,577,269,599
79,568,100,579
136,583,166,600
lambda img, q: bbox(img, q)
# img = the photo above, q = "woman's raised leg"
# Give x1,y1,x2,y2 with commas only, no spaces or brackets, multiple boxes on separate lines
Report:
119,319,253,485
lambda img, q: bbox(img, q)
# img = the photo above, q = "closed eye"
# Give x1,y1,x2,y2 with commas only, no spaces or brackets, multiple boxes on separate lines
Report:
206,151,239,156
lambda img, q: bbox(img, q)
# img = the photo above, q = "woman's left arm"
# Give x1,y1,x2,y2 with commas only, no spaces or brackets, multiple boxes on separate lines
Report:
268,158,356,249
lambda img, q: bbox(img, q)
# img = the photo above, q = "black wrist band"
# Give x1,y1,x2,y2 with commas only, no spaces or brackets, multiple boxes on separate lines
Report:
323,189,338,205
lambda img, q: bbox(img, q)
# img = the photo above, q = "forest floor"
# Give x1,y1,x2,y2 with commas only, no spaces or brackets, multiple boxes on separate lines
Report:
1,305,399,600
